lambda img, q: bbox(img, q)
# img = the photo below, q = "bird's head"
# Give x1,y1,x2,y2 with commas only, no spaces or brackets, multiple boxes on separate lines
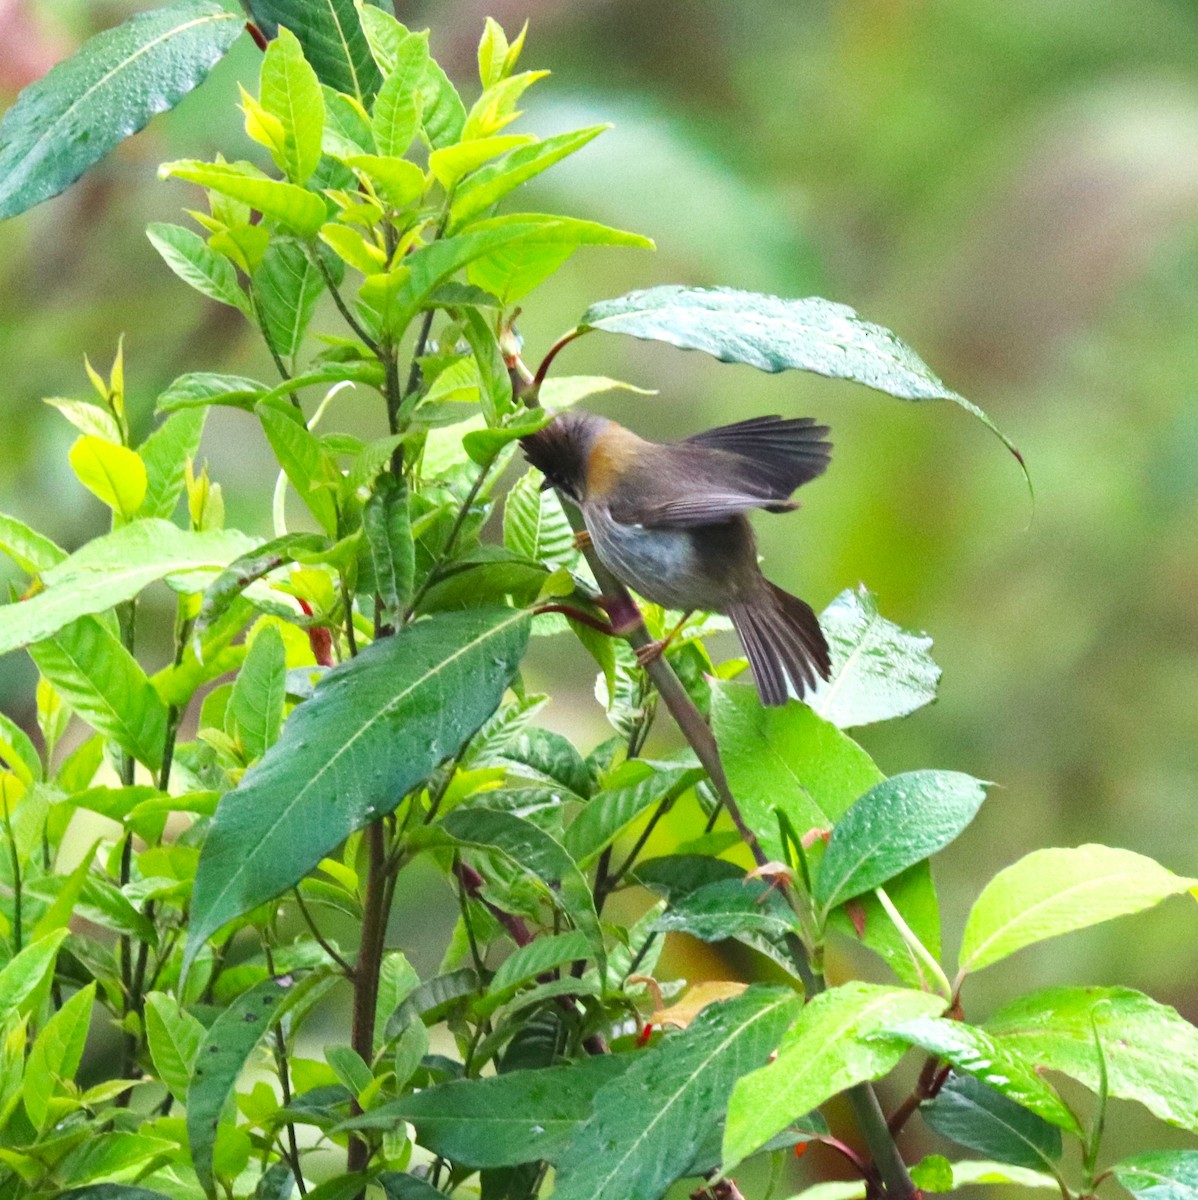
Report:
520,409,610,505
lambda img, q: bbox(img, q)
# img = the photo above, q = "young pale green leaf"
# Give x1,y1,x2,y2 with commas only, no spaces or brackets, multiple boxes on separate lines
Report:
322,85,376,156
723,982,945,1170
424,807,604,968
44,398,123,443
341,1055,628,1166
372,32,429,158
138,409,207,520
146,223,249,315
0,521,256,657
363,476,414,627
0,512,66,574
0,711,41,785
807,585,940,729
159,160,327,236
253,240,327,360
144,992,205,1107
246,0,381,102
428,134,535,189
420,58,467,150
69,436,146,518
356,3,408,75
0,1,242,220
958,845,1198,976
986,986,1198,1133
450,125,608,229
1114,1151,1198,1200
922,1160,1061,1192
477,17,509,88
538,375,656,409
259,27,325,184
29,615,170,771
23,982,95,1131
881,1016,1080,1133
0,930,69,1017
551,987,801,1200
503,470,575,568
343,154,425,209
462,70,547,141
257,402,341,535
922,1075,1063,1172
185,608,530,968
578,287,1027,487
228,625,286,761
815,770,989,913
156,372,268,413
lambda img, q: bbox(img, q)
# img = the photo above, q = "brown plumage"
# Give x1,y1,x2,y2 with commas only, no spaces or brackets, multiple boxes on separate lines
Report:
522,410,832,706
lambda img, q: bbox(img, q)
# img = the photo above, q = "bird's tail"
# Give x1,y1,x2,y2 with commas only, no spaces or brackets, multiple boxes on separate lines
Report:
729,582,831,707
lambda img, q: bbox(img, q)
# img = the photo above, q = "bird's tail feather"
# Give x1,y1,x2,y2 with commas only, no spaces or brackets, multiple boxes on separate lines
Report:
729,583,831,707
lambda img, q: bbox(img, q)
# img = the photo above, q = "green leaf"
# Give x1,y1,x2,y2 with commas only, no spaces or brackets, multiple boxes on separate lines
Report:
146,223,250,315
186,607,530,967
247,0,382,102
538,375,656,408
482,931,593,1012
57,1188,175,1200
156,372,268,413
372,32,429,158
139,409,207,519
460,308,514,425
343,154,425,208
815,770,988,913
257,402,341,534
922,1075,1062,1171
322,86,375,156
159,160,327,236
450,126,608,229
363,476,414,627
44,397,124,442
0,520,255,658
477,17,509,88
808,586,940,728
552,986,802,1200
29,615,170,771
383,967,480,1036
423,807,604,968
958,845,1198,976
578,287,1027,485
144,991,204,1107
69,436,147,518
1114,1151,1198,1200
881,1016,1080,1133
429,135,534,189
254,240,327,360
342,1055,628,1166
0,512,66,574
655,877,800,944
419,58,466,150
54,1134,178,1188
503,470,575,568
23,982,94,1131
0,930,69,1017
986,986,1198,1133
228,625,286,761
0,711,41,785
723,982,945,1169
187,974,324,1199
0,1,242,219
945,1161,1061,1190
259,27,325,184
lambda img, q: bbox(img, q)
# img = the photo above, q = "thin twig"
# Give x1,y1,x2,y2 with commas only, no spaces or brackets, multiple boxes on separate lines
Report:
310,251,380,355
293,887,354,975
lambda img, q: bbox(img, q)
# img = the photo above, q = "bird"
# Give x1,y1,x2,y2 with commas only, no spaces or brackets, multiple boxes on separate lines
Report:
521,409,832,706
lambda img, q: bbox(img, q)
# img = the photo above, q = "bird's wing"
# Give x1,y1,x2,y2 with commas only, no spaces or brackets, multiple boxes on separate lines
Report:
605,417,829,528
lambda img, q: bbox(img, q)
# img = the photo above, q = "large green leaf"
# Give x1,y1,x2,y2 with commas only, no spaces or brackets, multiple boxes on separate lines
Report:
0,511,66,574
723,982,945,1169
185,607,530,967
29,615,170,771
807,586,940,729
577,286,1026,482
1114,1152,1198,1200
0,521,255,657
921,1075,1062,1172
0,930,69,1017
0,0,243,220
23,982,95,1132
159,160,327,236
258,27,325,185
814,770,989,913
552,986,802,1200
246,0,383,102
227,625,286,761
653,877,800,943
986,986,1198,1133
144,991,205,1107
340,1056,629,1166
362,476,414,628
958,845,1198,976
146,223,250,315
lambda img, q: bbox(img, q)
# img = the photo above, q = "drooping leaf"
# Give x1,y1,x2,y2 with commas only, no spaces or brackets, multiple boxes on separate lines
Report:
807,586,940,728
986,986,1198,1133
958,845,1198,976
1114,1151,1198,1200
185,607,530,967
0,1,243,219
0,522,256,657
146,223,250,315
881,1016,1080,1132
138,409,208,519
723,982,945,1169
814,771,989,913
29,615,170,771
227,625,287,760
258,27,325,185
578,286,1027,485
253,240,327,361
552,986,802,1200
921,1075,1062,1171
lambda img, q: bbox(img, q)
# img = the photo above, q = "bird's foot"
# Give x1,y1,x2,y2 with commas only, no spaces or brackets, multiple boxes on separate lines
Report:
572,528,592,551
634,639,667,668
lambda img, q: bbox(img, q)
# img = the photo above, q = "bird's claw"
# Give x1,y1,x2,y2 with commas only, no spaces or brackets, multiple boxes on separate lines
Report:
572,529,592,551
634,639,666,668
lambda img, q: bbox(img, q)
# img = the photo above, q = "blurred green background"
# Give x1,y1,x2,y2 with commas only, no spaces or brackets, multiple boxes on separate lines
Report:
2,0,1197,1190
